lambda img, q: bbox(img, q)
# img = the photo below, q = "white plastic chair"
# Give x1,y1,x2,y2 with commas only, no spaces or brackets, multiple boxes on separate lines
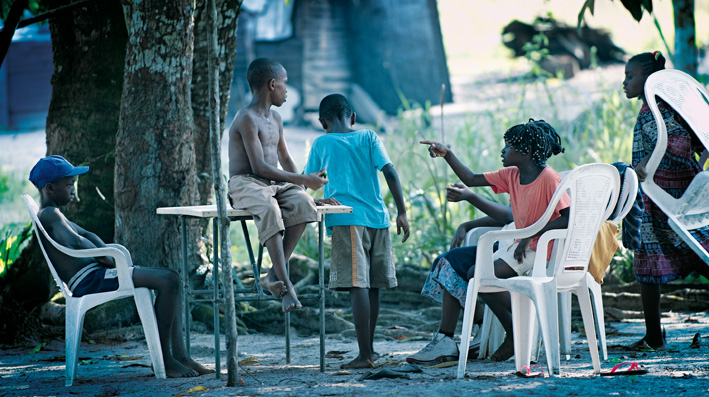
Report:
643,69,709,264
22,194,166,386
558,167,638,361
468,169,637,362
457,163,620,377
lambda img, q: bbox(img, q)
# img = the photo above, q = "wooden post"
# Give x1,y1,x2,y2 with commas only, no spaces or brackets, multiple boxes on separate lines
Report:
207,0,239,386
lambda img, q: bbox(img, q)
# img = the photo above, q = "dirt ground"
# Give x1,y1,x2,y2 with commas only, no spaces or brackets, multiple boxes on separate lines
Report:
1,308,708,397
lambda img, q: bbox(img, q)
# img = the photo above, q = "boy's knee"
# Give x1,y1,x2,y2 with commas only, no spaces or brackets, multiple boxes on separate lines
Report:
158,268,181,292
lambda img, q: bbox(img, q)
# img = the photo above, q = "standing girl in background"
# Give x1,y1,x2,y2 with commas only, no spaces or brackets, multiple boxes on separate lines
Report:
623,51,709,350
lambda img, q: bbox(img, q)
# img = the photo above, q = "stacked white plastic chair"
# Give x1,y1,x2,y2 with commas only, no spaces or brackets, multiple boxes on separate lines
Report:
456,163,620,377
642,69,709,264
22,194,166,386
557,167,638,361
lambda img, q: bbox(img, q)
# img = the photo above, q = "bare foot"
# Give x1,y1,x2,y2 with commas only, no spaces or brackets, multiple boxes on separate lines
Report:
491,335,514,362
164,357,199,378
179,357,216,375
259,273,287,297
282,290,302,312
627,337,667,352
340,355,374,369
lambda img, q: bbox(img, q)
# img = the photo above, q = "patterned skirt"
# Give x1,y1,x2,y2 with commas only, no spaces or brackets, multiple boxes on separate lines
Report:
421,246,480,307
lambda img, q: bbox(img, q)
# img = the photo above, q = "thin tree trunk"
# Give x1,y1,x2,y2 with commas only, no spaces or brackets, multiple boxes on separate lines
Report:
673,0,697,76
206,0,239,385
192,0,242,207
115,0,200,270
45,0,127,243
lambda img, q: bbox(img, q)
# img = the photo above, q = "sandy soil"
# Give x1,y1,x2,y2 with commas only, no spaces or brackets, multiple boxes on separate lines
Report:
1,308,708,396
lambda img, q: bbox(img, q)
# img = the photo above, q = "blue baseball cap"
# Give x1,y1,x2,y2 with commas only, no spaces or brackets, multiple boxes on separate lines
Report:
29,155,89,189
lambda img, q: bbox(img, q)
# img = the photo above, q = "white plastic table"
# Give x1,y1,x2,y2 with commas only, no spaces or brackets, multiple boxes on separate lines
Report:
156,204,352,376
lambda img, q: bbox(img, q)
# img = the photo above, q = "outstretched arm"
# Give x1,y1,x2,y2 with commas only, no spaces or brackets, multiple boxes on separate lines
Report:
40,208,114,267
446,183,513,224
420,141,489,186
382,164,410,242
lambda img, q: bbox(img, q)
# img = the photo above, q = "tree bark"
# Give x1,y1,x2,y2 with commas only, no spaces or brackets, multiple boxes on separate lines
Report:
192,0,242,207
45,0,127,243
115,0,200,270
673,0,697,76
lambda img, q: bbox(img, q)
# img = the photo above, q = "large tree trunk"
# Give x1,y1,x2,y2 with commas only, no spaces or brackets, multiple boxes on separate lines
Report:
114,0,201,270
45,0,127,243
192,0,242,207
673,0,697,76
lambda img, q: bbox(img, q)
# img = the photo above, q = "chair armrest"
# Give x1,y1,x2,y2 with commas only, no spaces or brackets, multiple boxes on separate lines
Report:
530,229,567,278
464,226,503,247
49,244,135,289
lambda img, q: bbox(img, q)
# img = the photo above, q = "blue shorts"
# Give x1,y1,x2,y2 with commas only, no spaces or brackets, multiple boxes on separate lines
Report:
69,264,120,297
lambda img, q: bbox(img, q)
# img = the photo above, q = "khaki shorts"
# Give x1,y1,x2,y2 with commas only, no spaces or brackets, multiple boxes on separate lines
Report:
493,241,536,276
228,175,318,245
329,225,396,290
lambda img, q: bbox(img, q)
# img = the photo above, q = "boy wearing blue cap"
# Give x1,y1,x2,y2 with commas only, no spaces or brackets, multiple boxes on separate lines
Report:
30,155,213,378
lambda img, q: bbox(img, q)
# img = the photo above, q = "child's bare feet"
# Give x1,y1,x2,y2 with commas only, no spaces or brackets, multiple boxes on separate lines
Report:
340,355,374,369
490,335,514,362
282,290,302,312
179,357,215,375
259,273,287,297
164,357,199,378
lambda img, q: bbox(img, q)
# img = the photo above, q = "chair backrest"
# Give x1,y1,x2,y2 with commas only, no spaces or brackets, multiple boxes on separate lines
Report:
21,194,73,298
549,164,620,287
610,168,638,224
643,70,709,230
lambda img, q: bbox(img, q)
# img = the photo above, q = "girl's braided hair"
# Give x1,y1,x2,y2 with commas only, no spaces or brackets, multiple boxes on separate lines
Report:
628,51,666,76
504,118,565,166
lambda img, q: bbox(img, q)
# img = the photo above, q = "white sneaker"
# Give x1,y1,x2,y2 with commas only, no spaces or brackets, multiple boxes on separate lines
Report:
406,333,459,363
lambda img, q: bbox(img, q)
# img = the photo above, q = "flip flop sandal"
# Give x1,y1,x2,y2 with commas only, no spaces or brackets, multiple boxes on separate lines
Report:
601,361,648,376
516,364,544,378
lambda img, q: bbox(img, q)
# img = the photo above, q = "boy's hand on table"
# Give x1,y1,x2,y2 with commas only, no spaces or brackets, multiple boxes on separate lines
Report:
445,183,472,202
396,214,410,243
420,140,450,158
314,197,341,206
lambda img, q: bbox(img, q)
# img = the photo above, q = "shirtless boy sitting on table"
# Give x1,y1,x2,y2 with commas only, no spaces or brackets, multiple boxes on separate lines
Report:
228,58,335,312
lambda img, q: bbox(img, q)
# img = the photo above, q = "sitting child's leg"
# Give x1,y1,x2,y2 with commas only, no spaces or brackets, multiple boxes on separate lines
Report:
479,258,519,362
132,267,214,377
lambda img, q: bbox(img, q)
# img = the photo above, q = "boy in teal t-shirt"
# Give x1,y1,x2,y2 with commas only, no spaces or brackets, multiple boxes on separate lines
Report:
304,94,409,369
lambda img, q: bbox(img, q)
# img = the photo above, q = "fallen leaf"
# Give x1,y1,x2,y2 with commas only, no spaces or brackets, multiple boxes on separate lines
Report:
28,343,45,354
393,335,408,340
80,360,99,365
332,370,351,376
690,333,701,349
684,317,699,323
326,350,349,355
238,356,260,366
121,363,151,368
387,326,406,330
115,355,143,361
187,385,207,393
325,354,344,359
396,336,427,343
